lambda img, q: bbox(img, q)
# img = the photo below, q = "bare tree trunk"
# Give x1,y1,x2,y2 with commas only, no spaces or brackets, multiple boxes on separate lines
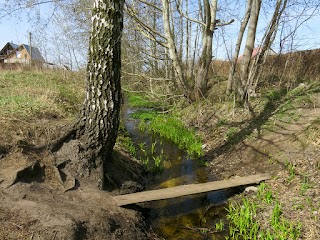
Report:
226,0,252,95
186,0,190,75
190,23,200,78
239,0,261,102
151,0,159,75
162,0,190,100
77,0,124,189
193,0,217,100
179,2,184,61
248,0,288,94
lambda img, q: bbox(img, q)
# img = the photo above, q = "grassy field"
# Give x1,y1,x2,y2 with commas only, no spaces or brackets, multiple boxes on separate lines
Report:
0,70,84,119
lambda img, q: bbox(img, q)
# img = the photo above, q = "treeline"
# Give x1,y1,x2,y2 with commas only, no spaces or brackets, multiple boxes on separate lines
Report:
211,49,320,85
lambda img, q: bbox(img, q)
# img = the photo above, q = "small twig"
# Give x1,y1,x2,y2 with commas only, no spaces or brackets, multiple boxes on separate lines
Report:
181,225,217,234
199,203,215,226
8,221,24,229
51,231,57,240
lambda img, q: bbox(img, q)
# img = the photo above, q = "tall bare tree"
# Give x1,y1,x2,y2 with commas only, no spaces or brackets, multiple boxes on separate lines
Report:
162,0,191,99
239,0,262,102
226,0,291,104
173,0,235,100
247,0,288,96
193,0,218,99
226,0,252,95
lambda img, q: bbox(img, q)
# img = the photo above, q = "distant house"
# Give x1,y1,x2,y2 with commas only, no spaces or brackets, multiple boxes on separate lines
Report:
0,42,19,63
238,47,277,60
0,42,45,65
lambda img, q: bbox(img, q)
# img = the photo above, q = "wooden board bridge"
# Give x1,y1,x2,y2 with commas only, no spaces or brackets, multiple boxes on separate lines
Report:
113,174,270,206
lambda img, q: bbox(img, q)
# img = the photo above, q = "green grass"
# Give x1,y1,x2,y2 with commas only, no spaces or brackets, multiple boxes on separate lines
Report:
257,182,274,204
285,160,296,182
126,91,204,157
126,92,162,108
131,110,157,121
149,115,202,156
226,183,301,239
116,134,136,156
136,140,165,173
127,92,204,168
0,70,84,118
215,220,225,232
225,127,240,141
132,110,203,157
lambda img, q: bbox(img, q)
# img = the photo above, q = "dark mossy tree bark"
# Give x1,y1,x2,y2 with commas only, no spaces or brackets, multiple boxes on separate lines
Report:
76,0,124,189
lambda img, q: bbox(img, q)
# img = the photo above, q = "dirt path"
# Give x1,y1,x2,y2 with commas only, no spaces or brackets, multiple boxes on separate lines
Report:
208,107,319,178
203,100,320,239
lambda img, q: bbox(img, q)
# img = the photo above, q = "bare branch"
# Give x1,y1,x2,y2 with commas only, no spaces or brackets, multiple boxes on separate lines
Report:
216,19,235,27
125,3,167,40
1,0,67,18
175,0,205,27
137,0,162,12
135,24,168,48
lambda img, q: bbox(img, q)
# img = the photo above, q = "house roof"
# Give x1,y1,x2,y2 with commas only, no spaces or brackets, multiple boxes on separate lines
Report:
238,47,277,60
19,44,45,62
0,42,45,62
8,42,19,49
0,42,19,56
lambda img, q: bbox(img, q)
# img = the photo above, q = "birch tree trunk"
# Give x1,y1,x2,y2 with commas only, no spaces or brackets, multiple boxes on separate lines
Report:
77,0,124,189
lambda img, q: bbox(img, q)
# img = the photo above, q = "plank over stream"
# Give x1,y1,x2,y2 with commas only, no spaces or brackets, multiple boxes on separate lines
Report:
114,174,271,206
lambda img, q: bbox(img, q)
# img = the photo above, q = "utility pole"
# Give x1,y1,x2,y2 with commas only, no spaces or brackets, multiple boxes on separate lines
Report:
29,32,32,65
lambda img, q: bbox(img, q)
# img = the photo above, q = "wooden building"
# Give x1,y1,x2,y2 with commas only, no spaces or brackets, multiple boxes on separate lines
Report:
0,42,45,66
0,42,19,63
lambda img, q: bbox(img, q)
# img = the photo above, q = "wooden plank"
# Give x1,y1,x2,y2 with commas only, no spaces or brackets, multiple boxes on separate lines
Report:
114,174,270,206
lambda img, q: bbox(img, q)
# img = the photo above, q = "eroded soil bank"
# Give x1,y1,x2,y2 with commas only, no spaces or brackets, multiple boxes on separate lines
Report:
0,81,319,239
0,117,155,239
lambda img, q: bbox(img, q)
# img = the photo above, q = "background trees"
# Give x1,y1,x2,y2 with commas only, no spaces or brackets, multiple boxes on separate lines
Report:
1,0,320,102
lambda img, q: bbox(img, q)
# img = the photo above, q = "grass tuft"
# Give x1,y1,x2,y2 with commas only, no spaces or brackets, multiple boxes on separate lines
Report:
227,183,301,239
132,111,203,157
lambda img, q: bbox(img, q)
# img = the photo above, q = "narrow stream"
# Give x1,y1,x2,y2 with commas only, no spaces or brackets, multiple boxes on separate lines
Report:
122,105,241,239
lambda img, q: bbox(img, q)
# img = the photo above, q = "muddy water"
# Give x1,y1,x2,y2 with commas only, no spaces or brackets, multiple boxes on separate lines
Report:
122,106,239,239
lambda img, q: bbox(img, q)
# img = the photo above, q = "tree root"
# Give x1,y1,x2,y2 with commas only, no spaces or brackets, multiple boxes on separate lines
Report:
6,161,43,188
18,124,78,153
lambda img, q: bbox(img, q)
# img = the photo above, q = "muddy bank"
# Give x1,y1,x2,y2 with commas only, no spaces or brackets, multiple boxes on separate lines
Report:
0,120,153,239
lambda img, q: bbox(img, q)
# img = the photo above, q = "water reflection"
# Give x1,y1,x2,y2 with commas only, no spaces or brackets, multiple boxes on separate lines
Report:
122,105,240,239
